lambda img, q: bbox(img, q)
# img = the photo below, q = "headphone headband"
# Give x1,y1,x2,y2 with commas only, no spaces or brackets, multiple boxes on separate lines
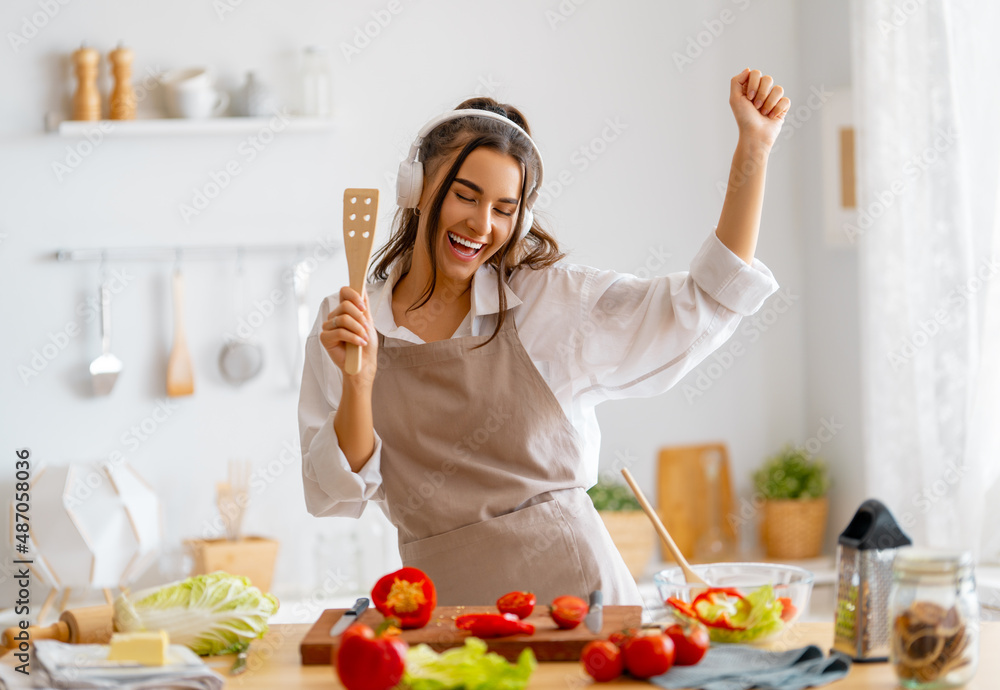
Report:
396,108,544,241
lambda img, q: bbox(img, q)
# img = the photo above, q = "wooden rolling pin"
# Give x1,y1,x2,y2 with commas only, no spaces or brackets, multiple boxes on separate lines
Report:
2,604,114,652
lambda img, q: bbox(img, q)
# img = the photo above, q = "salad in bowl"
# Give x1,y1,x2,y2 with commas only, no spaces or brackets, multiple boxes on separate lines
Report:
654,562,814,644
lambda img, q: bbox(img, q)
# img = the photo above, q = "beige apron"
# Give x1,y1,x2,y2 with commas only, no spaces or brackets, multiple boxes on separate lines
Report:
372,311,642,606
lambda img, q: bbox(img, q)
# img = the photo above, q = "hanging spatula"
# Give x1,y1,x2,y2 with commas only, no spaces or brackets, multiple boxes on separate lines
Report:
342,188,379,376
166,267,195,396
89,277,123,396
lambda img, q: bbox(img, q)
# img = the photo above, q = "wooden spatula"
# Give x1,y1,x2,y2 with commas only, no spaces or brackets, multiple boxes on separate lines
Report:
343,188,379,375
167,267,195,396
621,468,708,586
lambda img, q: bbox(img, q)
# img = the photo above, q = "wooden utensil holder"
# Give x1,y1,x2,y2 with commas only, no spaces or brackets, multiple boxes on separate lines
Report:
185,536,279,593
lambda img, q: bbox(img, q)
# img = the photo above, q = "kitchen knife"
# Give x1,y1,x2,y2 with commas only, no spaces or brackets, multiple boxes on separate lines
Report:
330,597,370,637
584,590,603,635
230,645,249,675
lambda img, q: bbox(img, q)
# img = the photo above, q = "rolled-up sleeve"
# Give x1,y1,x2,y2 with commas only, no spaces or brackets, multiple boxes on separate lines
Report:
572,230,779,402
689,230,778,315
299,298,384,518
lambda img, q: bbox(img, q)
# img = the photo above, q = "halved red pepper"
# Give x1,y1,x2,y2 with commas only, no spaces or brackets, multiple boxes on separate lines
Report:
371,567,437,629
690,587,750,630
454,612,535,638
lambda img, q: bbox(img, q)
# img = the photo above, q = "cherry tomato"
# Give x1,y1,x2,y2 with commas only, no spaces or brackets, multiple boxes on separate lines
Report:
622,633,675,679
497,591,536,619
550,595,588,630
581,640,624,682
335,623,407,690
665,622,710,666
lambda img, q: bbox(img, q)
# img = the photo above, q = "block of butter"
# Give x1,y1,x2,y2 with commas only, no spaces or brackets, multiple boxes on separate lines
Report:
106,630,170,666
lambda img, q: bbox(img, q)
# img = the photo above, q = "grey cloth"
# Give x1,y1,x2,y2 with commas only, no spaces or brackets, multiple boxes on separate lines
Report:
0,641,224,690
651,644,851,690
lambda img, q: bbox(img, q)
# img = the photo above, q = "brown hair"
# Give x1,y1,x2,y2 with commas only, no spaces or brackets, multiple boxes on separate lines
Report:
370,97,564,347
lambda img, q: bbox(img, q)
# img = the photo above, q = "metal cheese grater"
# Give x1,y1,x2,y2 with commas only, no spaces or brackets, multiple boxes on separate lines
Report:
832,499,912,662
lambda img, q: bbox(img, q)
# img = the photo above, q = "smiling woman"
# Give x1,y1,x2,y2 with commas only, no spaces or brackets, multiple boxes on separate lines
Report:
299,81,787,606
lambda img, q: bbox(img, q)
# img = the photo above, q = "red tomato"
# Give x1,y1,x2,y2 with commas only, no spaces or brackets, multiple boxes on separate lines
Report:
665,622,710,666
581,640,624,682
778,596,798,622
497,591,536,619
622,633,675,679
335,624,408,690
550,595,588,630
608,627,641,649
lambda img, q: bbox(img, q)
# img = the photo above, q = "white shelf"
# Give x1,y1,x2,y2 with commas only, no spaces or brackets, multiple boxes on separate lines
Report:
50,115,335,137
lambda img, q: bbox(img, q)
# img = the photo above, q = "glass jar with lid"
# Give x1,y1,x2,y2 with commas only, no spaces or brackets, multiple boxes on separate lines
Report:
889,547,979,689
299,46,333,118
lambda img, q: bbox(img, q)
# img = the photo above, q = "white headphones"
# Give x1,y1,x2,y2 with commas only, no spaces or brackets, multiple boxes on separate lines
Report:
395,109,545,241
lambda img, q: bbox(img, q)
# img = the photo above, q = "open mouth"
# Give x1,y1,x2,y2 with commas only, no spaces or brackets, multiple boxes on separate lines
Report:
447,231,485,259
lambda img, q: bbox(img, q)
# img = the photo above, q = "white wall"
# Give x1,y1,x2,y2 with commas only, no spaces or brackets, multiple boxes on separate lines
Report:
0,0,857,605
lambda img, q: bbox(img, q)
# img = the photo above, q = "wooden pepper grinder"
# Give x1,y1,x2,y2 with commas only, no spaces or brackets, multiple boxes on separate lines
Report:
109,42,136,120
71,43,101,121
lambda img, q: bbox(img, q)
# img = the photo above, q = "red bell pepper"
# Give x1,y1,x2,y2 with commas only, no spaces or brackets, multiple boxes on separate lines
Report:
371,567,437,629
454,612,535,638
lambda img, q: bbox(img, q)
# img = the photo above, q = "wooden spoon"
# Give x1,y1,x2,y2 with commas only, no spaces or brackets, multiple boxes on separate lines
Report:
621,468,708,586
167,267,194,396
342,188,379,375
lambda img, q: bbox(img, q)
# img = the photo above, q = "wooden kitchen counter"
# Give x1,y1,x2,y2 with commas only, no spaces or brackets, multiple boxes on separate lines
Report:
205,621,999,689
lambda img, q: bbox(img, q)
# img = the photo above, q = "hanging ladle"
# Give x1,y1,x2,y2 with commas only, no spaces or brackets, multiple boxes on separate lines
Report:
218,249,264,386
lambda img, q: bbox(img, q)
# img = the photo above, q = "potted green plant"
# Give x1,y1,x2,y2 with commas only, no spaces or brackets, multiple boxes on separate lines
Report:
587,479,654,578
753,445,831,559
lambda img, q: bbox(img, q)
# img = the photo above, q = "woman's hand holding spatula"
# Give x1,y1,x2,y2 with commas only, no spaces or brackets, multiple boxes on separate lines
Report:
320,285,377,384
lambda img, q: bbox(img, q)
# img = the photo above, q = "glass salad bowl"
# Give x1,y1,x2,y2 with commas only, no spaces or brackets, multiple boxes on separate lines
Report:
653,562,814,644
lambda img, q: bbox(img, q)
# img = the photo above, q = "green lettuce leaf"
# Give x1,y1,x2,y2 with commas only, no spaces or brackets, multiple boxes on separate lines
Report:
704,585,786,643
403,637,536,690
113,571,279,655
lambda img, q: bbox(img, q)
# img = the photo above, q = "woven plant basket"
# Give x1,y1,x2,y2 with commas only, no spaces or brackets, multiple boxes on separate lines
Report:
761,497,829,559
599,510,655,578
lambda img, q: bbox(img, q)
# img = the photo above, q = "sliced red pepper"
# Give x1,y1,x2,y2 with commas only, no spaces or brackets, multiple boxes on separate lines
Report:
691,587,750,630
454,612,535,638
666,597,698,620
371,567,437,629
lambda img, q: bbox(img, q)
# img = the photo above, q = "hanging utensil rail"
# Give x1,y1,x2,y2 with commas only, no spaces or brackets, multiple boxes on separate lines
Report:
55,244,324,262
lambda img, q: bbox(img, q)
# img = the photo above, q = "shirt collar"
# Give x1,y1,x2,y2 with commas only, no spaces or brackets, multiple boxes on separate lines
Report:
372,252,523,336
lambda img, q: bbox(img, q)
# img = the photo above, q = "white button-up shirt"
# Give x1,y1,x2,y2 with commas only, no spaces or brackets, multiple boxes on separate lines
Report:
299,230,779,518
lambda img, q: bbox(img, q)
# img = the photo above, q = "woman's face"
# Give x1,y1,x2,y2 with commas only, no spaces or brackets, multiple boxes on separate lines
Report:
417,146,523,284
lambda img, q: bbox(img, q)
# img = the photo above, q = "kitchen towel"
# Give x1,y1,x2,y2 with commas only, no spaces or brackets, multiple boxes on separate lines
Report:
0,640,224,690
650,644,851,690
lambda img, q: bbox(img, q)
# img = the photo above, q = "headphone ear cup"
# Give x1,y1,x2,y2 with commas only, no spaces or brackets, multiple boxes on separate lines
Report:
395,160,423,209
518,207,534,241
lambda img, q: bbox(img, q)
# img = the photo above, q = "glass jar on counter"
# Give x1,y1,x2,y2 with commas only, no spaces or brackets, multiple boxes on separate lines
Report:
889,547,979,689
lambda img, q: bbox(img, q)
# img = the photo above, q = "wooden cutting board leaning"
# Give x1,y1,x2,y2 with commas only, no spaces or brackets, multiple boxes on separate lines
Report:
299,605,642,665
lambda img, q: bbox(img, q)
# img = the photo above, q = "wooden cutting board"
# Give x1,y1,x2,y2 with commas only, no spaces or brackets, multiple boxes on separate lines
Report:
300,605,642,665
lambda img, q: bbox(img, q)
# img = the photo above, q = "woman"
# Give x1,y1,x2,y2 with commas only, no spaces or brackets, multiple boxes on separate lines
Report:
300,68,788,606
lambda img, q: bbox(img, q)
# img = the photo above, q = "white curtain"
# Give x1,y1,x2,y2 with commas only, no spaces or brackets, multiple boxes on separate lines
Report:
851,0,1000,559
